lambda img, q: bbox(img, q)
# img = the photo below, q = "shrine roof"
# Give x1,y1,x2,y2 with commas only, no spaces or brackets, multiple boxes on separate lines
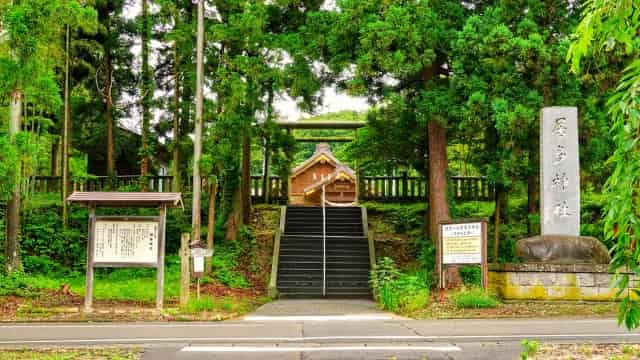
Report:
67,192,183,208
304,164,356,194
291,143,341,177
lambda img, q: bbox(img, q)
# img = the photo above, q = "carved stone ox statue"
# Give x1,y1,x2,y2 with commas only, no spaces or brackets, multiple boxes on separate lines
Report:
515,235,610,264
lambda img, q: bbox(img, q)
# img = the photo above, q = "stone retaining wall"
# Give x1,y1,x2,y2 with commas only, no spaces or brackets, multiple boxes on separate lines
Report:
489,263,632,301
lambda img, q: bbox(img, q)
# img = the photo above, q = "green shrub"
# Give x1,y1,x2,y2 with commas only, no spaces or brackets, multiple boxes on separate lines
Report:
210,241,250,288
459,265,481,287
0,271,31,296
520,339,540,359
371,257,429,313
21,205,87,270
452,287,500,309
415,237,436,288
23,255,75,277
390,207,420,233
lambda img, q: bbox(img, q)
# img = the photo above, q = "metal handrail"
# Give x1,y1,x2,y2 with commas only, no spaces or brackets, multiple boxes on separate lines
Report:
321,184,326,297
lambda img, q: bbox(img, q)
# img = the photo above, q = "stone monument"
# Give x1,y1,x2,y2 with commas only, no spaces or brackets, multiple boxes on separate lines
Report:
491,107,617,301
515,107,609,264
540,107,580,236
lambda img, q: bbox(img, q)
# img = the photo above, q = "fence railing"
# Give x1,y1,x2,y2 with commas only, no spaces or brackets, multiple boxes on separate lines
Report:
27,174,493,203
359,174,494,202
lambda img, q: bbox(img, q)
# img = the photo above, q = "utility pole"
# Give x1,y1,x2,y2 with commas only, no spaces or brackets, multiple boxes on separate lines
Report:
192,0,205,244
6,88,22,273
62,24,71,226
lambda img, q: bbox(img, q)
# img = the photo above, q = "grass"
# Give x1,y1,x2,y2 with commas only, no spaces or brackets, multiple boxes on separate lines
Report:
181,296,216,314
0,348,141,360
412,300,618,319
179,295,252,315
533,343,640,360
21,262,182,303
451,287,500,309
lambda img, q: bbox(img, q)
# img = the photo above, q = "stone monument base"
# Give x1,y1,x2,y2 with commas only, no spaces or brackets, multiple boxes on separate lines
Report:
489,263,635,301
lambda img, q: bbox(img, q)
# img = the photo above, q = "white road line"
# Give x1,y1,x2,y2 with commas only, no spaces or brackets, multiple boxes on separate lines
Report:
0,319,620,328
243,314,394,321
1,333,639,345
0,323,256,329
180,345,462,353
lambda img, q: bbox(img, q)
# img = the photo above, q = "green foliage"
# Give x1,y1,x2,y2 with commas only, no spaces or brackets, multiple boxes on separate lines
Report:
0,271,32,297
520,339,540,360
459,266,481,287
371,257,429,313
389,206,421,234
21,205,87,271
0,135,19,201
452,287,500,309
568,0,640,330
210,241,250,289
452,0,593,200
415,237,436,288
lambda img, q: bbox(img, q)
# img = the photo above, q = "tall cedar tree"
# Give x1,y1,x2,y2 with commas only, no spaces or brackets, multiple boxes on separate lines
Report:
0,0,96,271
306,0,465,285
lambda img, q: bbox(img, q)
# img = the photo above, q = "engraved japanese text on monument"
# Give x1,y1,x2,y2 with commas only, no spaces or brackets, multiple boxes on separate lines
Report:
540,107,580,236
94,220,159,264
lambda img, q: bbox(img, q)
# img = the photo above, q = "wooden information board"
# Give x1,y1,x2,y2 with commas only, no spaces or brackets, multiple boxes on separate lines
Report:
93,217,159,266
438,219,488,290
67,191,183,312
442,222,483,265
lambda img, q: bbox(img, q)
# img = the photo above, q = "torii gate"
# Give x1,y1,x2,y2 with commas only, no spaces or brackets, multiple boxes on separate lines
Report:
259,120,365,203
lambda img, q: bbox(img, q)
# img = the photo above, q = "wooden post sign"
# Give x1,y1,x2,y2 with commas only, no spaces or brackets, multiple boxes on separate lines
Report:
191,246,213,278
67,192,182,312
438,219,488,290
191,245,213,300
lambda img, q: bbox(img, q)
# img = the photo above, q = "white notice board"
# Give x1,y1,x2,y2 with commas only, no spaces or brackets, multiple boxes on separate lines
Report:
441,222,482,264
93,218,159,264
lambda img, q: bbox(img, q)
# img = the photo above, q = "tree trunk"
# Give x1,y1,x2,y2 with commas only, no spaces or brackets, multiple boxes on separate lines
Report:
225,186,242,241
105,48,115,180
191,0,205,244
262,137,270,204
205,180,217,274
6,89,22,273
139,0,151,190
171,42,182,193
427,120,458,288
241,129,251,225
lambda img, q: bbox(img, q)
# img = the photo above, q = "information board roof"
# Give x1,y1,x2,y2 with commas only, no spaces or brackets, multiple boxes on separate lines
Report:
67,192,183,208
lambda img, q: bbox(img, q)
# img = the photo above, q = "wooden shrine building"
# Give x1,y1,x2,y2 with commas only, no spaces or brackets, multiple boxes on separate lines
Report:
289,143,357,205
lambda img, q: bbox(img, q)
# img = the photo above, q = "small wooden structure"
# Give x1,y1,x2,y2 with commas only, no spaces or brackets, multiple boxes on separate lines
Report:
289,143,357,205
67,192,182,312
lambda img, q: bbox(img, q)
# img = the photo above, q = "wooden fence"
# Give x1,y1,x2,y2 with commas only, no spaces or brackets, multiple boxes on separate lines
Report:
359,174,494,202
27,174,493,203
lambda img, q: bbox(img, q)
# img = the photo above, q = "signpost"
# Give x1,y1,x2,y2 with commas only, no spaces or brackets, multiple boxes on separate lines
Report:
67,192,182,312
191,242,213,299
438,219,488,294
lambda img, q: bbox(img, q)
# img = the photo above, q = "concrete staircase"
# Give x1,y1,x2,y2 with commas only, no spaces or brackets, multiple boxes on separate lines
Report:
276,206,371,298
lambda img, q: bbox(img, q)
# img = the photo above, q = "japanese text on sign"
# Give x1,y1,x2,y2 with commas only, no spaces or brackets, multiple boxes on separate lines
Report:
94,220,158,264
442,222,482,264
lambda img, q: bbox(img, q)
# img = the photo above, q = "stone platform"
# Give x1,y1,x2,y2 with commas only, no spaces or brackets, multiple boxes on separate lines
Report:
489,263,634,301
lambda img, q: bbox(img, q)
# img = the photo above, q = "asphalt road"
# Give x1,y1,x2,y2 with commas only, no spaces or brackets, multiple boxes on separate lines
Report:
1,318,639,359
